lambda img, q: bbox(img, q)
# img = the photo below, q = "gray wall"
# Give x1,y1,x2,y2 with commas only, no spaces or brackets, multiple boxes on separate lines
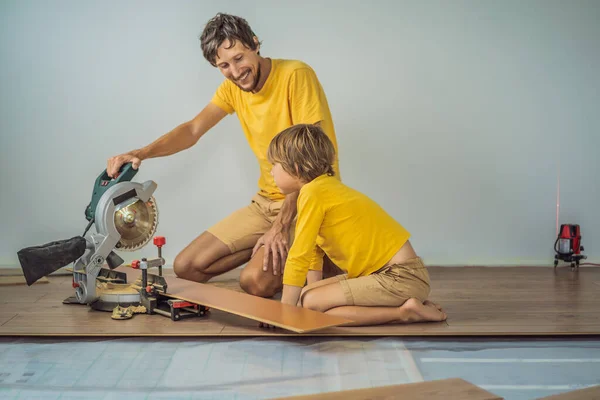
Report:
1,0,598,268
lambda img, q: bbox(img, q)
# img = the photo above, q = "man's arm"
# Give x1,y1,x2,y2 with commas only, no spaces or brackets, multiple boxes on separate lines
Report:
107,102,227,177
274,190,298,232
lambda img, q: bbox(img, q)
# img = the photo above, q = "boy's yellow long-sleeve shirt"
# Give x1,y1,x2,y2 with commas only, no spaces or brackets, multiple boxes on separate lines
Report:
283,175,411,287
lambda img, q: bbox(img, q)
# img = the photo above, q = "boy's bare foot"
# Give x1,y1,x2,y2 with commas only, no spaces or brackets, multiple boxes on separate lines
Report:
424,300,443,311
396,298,447,323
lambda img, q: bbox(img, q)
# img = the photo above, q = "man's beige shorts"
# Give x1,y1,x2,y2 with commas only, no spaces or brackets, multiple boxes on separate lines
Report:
207,193,295,253
302,257,431,307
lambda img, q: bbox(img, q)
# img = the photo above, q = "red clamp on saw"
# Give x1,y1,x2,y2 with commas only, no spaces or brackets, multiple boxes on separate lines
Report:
17,163,160,305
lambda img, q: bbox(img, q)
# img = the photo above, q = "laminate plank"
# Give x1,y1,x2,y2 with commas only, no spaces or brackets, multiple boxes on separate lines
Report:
158,274,352,333
0,311,225,336
0,268,28,276
0,267,71,277
0,276,48,286
111,266,352,333
536,384,600,399
126,266,351,332
272,378,503,400
439,301,600,311
0,312,17,326
220,319,449,336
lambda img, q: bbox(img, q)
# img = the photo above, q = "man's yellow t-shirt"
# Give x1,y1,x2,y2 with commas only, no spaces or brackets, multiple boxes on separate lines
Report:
283,174,412,287
210,58,340,201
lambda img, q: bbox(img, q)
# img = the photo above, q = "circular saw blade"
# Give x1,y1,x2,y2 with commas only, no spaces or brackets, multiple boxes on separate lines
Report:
114,196,158,251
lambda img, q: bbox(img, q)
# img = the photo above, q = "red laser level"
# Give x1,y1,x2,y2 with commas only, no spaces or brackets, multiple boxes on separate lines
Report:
554,224,587,270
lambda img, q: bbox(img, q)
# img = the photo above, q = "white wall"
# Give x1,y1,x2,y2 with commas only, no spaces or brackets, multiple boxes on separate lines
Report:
1,0,598,268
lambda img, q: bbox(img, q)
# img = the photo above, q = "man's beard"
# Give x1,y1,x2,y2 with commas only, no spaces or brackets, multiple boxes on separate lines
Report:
235,64,261,93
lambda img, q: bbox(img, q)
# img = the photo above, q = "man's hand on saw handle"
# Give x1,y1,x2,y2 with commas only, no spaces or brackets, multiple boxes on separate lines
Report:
107,154,141,179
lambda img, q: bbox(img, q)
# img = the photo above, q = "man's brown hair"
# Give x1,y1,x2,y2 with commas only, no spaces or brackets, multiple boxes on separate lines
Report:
267,124,336,182
199,13,261,67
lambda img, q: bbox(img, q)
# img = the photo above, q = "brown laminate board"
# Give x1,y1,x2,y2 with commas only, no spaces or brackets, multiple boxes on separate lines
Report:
0,312,17,326
0,283,53,304
122,267,353,333
272,378,503,400
0,312,226,336
0,268,25,276
536,385,600,399
1,266,599,336
219,318,450,336
0,276,48,286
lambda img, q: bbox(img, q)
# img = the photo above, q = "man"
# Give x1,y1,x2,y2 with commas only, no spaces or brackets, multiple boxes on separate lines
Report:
106,13,341,298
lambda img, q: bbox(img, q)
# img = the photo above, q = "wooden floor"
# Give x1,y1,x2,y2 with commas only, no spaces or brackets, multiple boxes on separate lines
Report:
1,265,599,336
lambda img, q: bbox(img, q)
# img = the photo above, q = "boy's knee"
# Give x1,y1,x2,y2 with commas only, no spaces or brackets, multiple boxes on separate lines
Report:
299,285,312,307
300,289,325,312
239,268,280,298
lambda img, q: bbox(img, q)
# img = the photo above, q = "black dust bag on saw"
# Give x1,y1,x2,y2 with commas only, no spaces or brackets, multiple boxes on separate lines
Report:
16,162,154,286
17,237,87,286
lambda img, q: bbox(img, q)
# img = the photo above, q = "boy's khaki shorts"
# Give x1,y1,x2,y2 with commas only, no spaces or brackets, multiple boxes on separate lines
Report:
207,193,295,253
302,257,431,307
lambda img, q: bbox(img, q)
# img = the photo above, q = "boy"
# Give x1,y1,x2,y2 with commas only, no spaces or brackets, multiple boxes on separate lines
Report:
266,124,447,326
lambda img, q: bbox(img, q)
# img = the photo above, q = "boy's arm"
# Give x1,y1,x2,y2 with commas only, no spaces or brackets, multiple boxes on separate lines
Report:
306,269,323,285
281,244,324,307
281,262,323,308
281,285,303,307
281,191,324,306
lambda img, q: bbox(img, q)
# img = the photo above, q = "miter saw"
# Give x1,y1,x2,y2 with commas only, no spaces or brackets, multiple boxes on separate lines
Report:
18,163,206,321
17,163,165,310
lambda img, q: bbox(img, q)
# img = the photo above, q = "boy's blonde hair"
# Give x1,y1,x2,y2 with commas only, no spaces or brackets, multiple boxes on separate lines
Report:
267,124,336,182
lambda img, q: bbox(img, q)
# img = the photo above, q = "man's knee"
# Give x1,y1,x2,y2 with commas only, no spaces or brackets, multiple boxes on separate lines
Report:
239,267,280,298
171,231,233,283
172,252,211,283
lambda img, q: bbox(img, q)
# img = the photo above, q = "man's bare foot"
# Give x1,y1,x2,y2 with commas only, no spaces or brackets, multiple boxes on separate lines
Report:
424,300,443,311
396,298,447,323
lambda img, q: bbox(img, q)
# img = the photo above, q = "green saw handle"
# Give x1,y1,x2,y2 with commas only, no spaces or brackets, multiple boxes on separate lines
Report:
85,163,138,222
